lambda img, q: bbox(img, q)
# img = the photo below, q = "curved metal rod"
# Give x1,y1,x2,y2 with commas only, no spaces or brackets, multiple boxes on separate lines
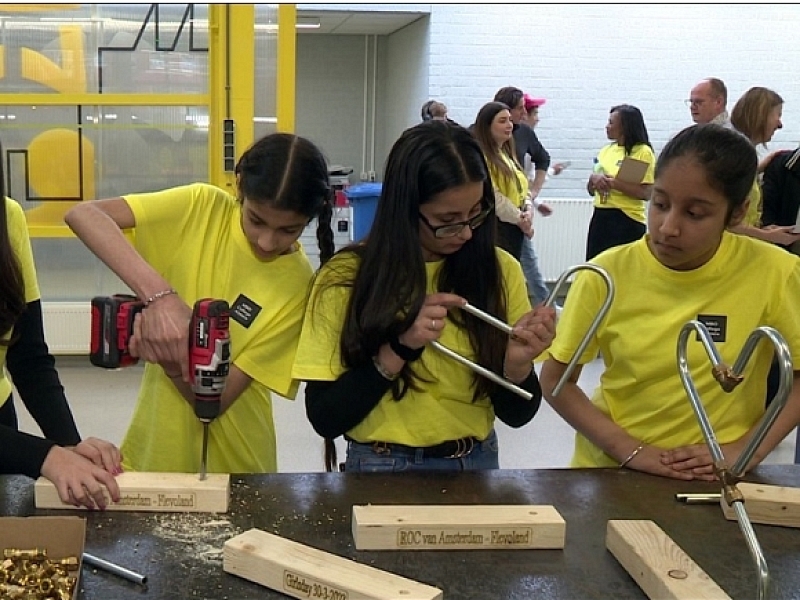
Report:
677,320,793,600
430,340,532,401
543,263,615,397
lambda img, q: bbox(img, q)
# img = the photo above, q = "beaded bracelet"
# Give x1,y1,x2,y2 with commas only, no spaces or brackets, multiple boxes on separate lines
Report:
619,443,645,469
143,288,178,307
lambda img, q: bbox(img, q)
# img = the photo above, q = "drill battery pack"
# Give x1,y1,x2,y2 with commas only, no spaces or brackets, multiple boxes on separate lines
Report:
90,294,144,368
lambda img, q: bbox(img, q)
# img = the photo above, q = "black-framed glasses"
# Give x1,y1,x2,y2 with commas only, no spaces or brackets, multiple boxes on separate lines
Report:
418,206,492,238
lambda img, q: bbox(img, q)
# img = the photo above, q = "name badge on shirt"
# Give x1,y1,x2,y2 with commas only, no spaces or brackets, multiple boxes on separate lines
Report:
696,314,727,343
230,294,262,329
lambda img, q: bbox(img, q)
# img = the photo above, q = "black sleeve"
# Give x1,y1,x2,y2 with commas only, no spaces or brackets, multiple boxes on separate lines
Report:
5,300,82,446
305,362,394,439
489,370,543,428
0,424,54,478
525,128,552,172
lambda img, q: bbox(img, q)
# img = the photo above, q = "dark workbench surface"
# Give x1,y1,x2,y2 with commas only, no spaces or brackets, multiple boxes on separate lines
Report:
2,466,799,599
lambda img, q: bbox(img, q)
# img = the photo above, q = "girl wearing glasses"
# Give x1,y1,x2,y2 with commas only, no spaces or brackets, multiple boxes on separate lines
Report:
472,101,533,260
293,120,556,472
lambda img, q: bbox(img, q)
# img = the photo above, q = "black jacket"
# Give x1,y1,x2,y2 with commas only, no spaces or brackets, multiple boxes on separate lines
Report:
761,147,800,251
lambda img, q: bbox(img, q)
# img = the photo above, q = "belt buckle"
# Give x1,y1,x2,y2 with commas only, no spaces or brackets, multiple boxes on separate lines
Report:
372,441,391,455
446,437,474,459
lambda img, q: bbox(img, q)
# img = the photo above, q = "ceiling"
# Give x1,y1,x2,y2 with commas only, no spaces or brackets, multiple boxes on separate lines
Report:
295,9,428,35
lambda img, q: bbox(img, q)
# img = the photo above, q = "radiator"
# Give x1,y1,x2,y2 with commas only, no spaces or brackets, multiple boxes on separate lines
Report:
533,198,594,282
42,301,91,355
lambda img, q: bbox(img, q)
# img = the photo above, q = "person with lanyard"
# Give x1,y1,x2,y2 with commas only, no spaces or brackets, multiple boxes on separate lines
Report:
293,120,556,473
541,124,800,480
585,104,655,261
65,133,335,474
472,101,532,259
0,140,121,509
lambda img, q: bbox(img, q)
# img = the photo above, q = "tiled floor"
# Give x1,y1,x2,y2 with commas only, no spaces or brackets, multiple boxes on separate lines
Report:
16,356,797,472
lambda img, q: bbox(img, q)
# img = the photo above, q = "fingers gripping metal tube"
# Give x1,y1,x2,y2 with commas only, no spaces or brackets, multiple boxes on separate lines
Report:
543,264,615,397
677,321,793,600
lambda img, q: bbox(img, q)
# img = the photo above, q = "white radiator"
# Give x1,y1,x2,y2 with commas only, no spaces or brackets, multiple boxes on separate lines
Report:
533,198,594,282
42,301,91,355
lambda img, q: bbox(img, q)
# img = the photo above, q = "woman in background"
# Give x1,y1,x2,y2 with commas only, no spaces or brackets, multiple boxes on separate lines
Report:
729,86,800,246
472,101,532,259
585,104,655,260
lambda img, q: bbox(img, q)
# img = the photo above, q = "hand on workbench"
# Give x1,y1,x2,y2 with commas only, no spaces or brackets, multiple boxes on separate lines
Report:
503,305,557,380
129,293,193,381
397,293,466,350
625,444,699,481
660,439,747,481
73,437,124,475
40,445,121,510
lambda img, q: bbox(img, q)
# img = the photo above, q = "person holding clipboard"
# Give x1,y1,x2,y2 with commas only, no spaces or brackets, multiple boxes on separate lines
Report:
585,104,655,260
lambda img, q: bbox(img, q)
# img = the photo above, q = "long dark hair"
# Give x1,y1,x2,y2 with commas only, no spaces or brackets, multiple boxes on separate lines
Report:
657,124,756,223
329,120,508,393
611,104,652,156
235,133,334,263
0,140,26,344
473,101,521,183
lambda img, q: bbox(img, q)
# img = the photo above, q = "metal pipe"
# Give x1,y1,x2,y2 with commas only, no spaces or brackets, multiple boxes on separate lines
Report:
543,264,615,397
677,320,793,600
82,552,148,586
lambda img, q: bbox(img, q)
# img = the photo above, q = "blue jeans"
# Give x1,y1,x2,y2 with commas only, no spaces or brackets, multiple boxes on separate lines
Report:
344,429,500,472
520,237,550,305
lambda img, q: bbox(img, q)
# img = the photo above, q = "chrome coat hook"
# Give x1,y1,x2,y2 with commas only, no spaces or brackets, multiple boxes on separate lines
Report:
677,320,794,600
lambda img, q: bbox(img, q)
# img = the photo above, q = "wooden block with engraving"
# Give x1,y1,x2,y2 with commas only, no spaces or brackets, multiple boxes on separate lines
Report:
720,482,800,528
352,504,565,551
223,528,443,600
35,471,229,513
606,520,730,600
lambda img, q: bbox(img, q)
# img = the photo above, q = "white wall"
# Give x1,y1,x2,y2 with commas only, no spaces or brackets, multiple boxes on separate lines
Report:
427,3,800,198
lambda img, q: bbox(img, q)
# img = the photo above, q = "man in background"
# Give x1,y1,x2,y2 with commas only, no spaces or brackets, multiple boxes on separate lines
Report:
687,77,729,126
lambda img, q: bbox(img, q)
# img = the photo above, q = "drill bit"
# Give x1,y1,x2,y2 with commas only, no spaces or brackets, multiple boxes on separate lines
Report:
199,422,210,481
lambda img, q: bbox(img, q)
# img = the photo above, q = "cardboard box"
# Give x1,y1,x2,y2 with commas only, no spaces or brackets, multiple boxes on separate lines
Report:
0,516,85,600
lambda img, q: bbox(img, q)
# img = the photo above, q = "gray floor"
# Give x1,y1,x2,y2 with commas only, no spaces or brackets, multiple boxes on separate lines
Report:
17,356,798,472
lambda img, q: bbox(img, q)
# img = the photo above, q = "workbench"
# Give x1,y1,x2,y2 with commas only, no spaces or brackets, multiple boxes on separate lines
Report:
2,466,799,599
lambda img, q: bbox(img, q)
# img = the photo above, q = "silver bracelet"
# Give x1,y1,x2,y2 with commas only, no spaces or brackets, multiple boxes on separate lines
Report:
619,443,645,469
144,288,177,307
372,356,399,382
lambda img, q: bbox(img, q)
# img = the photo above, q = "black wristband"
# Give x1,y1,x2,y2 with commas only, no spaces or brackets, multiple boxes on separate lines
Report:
389,336,424,362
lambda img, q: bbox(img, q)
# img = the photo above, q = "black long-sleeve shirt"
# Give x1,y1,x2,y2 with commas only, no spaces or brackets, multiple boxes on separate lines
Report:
0,299,82,477
512,123,551,172
305,357,542,441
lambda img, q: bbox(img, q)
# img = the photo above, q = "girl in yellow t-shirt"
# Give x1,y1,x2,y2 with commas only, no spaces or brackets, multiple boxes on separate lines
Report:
586,104,655,260
65,134,334,473
0,140,121,509
542,124,800,481
292,121,556,473
472,101,532,260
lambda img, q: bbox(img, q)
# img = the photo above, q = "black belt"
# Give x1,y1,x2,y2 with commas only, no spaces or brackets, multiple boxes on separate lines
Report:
346,436,481,459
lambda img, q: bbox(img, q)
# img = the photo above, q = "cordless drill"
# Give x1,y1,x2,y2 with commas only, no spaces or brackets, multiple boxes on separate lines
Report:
189,299,231,481
90,294,144,368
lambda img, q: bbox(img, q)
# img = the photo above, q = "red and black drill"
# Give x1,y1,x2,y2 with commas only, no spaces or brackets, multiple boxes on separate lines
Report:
90,295,231,479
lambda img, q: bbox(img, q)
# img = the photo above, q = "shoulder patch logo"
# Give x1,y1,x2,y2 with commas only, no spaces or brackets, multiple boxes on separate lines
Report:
230,294,262,329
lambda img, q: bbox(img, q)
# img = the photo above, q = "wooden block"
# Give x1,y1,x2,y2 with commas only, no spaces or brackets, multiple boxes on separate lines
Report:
720,482,800,528
223,528,443,600
352,504,565,550
35,471,229,513
606,520,730,600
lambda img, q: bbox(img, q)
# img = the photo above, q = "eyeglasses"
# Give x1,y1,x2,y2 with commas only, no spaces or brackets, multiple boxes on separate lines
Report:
684,98,706,107
418,206,492,238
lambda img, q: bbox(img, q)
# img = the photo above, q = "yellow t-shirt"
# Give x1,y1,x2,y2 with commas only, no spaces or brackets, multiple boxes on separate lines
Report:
593,143,656,223
549,233,800,468
487,151,528,209
0,198,40,406
742,177,762,227
291,249,531,446
120,183,314,473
